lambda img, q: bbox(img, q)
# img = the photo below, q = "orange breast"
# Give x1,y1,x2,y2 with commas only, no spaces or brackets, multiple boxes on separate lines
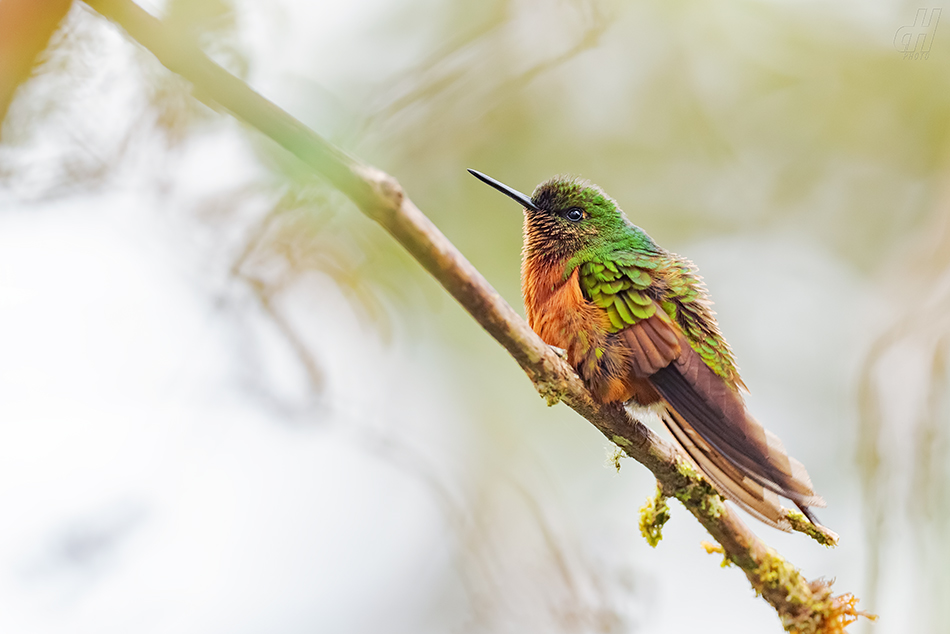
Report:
522,264,599,348
521,257,661,405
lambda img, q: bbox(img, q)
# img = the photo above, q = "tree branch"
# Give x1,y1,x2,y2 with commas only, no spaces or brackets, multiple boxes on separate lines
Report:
81,0,870,630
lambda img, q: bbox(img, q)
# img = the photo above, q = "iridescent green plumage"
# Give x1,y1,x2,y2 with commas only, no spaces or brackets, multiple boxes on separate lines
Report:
575,248,743,386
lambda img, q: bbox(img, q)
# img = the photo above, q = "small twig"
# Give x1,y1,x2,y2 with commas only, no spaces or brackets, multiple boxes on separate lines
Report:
231,209,326,394
82,1,868,629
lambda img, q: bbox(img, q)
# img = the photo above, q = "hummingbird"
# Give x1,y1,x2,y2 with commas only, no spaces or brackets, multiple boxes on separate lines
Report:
468,168,825,531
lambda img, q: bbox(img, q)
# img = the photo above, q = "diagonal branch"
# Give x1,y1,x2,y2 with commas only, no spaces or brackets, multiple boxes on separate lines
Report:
81,0,869,630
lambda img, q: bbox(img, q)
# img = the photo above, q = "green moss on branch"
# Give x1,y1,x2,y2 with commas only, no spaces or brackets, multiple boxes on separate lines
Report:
638,484,670,547
785,510,839,547
670,460,726,520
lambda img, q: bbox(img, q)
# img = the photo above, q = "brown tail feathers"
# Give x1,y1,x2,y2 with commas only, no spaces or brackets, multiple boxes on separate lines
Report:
651,352,825,532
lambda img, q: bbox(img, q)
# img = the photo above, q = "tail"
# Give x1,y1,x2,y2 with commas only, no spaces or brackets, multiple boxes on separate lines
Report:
657,404,823,532
616,312,826,531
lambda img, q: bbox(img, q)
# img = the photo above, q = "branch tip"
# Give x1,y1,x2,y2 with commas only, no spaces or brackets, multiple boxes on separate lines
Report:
785,510,839,547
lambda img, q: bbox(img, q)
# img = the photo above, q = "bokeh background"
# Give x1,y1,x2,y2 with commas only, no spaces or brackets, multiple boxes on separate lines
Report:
1,0,948,632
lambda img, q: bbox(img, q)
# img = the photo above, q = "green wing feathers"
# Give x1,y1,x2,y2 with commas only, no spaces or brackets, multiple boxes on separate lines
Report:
578,255,741,389
579,260,656,331
653,256,744,389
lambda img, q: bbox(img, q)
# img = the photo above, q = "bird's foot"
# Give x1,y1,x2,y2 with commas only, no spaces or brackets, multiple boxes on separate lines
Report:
548,345,568,360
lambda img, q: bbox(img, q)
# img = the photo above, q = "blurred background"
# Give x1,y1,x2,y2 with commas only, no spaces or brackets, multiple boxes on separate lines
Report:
0,0,947,632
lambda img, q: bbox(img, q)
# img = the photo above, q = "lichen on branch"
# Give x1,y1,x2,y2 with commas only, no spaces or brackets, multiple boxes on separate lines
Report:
639,484,670,548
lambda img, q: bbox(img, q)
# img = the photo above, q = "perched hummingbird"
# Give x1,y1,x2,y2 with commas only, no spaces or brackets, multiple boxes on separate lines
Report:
468,169,825,531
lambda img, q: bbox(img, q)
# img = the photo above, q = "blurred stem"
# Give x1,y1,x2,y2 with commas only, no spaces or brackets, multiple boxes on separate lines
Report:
231,209,326,394
83,0,868,630
0,0,73,134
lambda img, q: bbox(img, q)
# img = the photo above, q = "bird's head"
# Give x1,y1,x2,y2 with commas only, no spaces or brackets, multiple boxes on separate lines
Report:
468,169,659,263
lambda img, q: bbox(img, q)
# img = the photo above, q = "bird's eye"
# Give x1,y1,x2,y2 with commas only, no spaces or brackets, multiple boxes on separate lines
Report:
565,208,583,222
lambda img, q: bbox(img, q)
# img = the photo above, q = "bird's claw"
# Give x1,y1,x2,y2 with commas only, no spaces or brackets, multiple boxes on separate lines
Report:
549,345,568,360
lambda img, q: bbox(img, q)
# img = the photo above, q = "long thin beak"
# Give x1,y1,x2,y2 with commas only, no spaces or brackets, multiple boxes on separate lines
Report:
468,169,540,211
